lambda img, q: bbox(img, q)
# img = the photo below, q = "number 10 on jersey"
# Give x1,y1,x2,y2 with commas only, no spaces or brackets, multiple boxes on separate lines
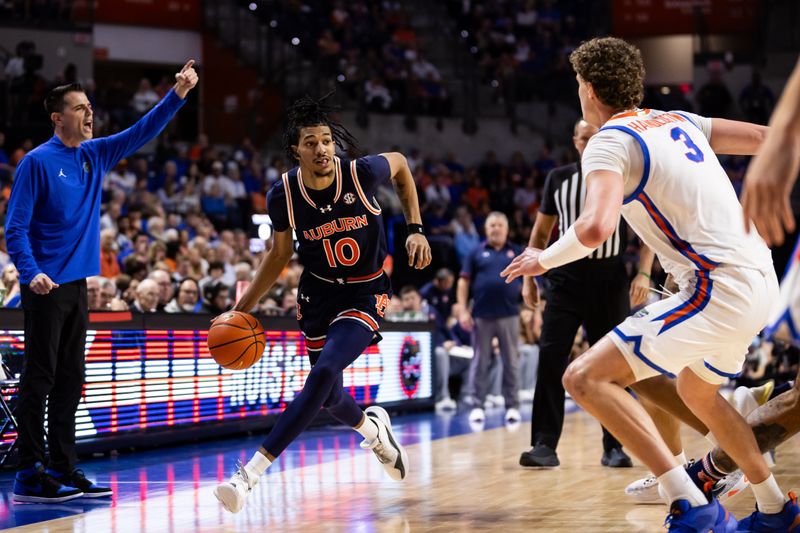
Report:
323,237,360,267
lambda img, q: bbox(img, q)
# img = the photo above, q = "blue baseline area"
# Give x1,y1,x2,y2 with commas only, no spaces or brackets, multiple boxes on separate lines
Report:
0,403,579,530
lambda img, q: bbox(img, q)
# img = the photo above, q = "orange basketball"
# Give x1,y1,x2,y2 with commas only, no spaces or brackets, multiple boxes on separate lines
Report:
207,311,266,370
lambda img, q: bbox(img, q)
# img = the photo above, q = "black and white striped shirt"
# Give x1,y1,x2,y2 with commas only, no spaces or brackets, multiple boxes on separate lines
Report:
539,162,623,260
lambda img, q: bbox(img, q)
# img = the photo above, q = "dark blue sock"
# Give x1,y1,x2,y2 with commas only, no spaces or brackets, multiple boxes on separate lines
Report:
261,321,375,457
686,452,726,492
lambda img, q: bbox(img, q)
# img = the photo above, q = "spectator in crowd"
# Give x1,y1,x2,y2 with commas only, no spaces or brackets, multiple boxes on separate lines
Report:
0,131,14,182
99,278,127,311
132,278,159,313
696,70,733,118
148,269,174,311
420,268,455,323
165,277,201,313
202,280,229,315
387,285,429,321
280,287,297,317
365,75,393,112
451,206,481,268
132,78,160,116
1,262,21,308
106,159,136,195
0,228,10,271
739,70,775,126
99,228,120,279
434,302,474,411
86,276,103,310
457,212,522,424
200,260,226,292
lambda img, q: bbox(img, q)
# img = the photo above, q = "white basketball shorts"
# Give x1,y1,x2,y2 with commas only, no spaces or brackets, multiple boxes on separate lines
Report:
609,265,778,385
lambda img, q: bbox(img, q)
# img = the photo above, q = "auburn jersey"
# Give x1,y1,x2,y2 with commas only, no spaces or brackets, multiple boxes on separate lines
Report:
267,155,389,283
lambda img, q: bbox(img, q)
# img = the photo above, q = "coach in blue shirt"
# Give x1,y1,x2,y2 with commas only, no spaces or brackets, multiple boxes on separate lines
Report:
5,60,198,503
456,211,523,424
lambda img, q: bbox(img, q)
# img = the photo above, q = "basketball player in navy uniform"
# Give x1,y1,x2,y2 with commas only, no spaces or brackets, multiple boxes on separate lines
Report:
214,96,431,513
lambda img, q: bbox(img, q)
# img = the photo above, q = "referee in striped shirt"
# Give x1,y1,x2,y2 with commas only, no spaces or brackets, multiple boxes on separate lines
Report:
519,119,654,468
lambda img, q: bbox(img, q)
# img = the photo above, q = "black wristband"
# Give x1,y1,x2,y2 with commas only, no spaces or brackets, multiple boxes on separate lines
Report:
407,223,425,235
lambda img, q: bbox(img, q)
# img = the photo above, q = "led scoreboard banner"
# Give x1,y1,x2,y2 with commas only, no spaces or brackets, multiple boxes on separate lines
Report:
0,310,432,452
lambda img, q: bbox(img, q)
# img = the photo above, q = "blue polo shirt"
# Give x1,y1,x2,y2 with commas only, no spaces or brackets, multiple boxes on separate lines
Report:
460,241,522,319
5,89,185,284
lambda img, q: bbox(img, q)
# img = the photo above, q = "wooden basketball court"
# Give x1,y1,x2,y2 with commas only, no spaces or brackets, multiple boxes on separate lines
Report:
3,408,798,532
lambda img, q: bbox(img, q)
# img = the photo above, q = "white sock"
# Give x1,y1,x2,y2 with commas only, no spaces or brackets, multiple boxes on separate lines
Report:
658,465,708,507
705,432,718,446
245,451,272,476
355,412,379,441
674,450,688,466
751,474,787,514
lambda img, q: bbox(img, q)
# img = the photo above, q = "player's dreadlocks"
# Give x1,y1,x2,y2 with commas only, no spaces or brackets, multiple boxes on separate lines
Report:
282,93,361,162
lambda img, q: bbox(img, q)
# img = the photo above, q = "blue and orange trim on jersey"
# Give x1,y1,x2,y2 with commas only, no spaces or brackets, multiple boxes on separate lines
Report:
652,269,713,334
599,124,651,205
635,192,719,271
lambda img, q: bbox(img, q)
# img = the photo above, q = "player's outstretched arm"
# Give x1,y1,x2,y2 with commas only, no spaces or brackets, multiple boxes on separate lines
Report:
707,118,768,155
232,229,294,314
381,152,432,270
501,169,622,283
741,57,800,246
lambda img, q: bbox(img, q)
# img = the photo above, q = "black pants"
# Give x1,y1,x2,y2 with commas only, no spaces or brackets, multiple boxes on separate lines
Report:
17,280,87,472
530,258,629,452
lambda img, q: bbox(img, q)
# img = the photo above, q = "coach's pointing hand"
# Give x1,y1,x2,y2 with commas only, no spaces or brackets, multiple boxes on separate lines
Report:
174,59,199,99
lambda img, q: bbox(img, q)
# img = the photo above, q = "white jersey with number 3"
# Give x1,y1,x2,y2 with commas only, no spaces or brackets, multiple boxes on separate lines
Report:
582,108,772,286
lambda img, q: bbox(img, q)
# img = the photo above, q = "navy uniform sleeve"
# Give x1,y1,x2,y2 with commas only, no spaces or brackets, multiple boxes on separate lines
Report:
539,168,559,216
355,154,391,194
266,179,290,232
460,248,475,280
83,89,186,174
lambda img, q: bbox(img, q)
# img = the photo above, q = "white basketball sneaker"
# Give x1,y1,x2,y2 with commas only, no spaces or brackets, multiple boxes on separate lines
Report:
711,470,749,502
360,406,409,481
625,462,748,505
624,473,661,504
214,461,260,513
468,407,485,422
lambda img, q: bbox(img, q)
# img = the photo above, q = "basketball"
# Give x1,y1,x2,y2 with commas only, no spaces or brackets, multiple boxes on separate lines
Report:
207,311,266,370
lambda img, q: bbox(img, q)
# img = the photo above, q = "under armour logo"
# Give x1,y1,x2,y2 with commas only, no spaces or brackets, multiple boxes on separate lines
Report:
58,168,66,178
320,205,333,213
336,278,345,284
300,294,310,302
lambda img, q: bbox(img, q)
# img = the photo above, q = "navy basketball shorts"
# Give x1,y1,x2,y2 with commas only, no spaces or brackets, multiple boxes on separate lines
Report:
295,271,392,363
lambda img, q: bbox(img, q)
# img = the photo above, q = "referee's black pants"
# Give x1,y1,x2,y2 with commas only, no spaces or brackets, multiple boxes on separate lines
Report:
530,257,630,453
17,280,87,472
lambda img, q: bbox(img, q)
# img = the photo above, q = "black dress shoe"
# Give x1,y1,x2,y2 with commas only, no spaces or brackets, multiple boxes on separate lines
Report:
601,448,633,468
519,444,560,467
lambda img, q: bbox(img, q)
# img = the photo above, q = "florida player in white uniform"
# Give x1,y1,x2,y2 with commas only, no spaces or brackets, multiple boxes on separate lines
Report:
502,37,799,531
214,95,431,513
